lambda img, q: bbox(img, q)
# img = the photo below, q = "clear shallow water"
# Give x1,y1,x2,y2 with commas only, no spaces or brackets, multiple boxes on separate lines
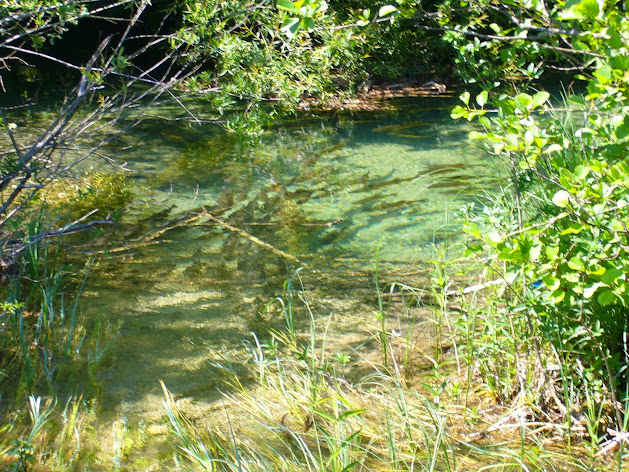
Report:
77,96,499,465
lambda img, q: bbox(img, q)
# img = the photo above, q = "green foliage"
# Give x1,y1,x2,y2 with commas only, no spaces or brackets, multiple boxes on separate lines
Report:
277,0,330,37
0,0,136,54
173,0,365,133
451,0,629,431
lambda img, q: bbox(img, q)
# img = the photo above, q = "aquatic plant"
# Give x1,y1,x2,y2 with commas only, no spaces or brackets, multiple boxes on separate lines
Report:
0,233,113,470
0,394,87,471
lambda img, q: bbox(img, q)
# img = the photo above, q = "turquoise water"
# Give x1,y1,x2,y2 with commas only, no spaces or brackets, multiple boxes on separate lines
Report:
77,96,498,465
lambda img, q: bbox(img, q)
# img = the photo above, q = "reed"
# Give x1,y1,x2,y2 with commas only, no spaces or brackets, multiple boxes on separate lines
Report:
0,237,90,394
0,230,112,470
0,394,89,471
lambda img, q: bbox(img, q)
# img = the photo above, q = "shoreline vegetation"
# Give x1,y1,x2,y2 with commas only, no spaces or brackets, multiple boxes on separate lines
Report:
297,80,452,112
2,0,629,470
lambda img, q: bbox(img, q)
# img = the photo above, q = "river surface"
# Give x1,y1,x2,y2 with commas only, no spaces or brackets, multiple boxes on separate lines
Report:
72,96,497,467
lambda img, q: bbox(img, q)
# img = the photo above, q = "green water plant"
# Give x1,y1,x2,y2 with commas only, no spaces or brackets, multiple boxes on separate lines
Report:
2,396,54,471
0,394,89,471
0,237,91,394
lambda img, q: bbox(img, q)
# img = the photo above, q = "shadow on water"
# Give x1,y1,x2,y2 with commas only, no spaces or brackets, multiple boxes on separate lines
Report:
73,95,502,465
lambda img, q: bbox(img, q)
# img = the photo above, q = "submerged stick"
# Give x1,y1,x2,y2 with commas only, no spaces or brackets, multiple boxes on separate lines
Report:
204,210,301,265
82,211,205,255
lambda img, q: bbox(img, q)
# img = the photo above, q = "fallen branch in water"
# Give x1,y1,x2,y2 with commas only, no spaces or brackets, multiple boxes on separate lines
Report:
81,209,305,263
4,209,114,261
82,211,205,255
203,210,302,265
191,219,342,228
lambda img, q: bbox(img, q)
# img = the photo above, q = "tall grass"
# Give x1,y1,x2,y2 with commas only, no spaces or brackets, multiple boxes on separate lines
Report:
1,235,89,393
0,232,111,470
0,394,88,471
162,273,595,471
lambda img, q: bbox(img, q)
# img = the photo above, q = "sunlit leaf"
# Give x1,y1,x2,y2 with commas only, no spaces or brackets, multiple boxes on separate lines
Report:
552,190,572,208
584,283,604,299
476,90,488,107
531,91,549,109
337,409,366,421
601,269,623,285
378,5,397,17
567,257,585,271
450,106,468,119
514,93,533,111
574,165,590,180
560,223,584,235
551,289,566,303
277,0,301,14
281,17,301,37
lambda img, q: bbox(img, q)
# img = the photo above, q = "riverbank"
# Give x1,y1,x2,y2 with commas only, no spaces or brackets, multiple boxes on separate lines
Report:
298,80,453,112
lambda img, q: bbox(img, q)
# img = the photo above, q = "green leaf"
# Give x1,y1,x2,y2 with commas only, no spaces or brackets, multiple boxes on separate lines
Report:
531,91,549,109
594,64,612,85
337,409,366,421
277,0,301,14
598,290,615,306
529,244,541,261
281,17,301,37
514,93,533,111
551,289,566,303
450,106,468,120
601,269,623,285
560,223,584,235
313,409,336,422
574,165,590,180
341,462,360,472
562,272,580,283
543,275,560,291
303,16,315,30
552,190,572,208
588,265,605,276
476,90,488,107
378,5,397,17
546,245,559,259
559,0,600,19
567,257,585,271
499,250,520,261
616,115,629,141
576,0,600,18
546,143,563,154
465,223,481,238
459,91,470,106
583,283,604,299
478,116,491,127
313,0,328,14
486,231,503,244
568,95,586,106
606,27,623,49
